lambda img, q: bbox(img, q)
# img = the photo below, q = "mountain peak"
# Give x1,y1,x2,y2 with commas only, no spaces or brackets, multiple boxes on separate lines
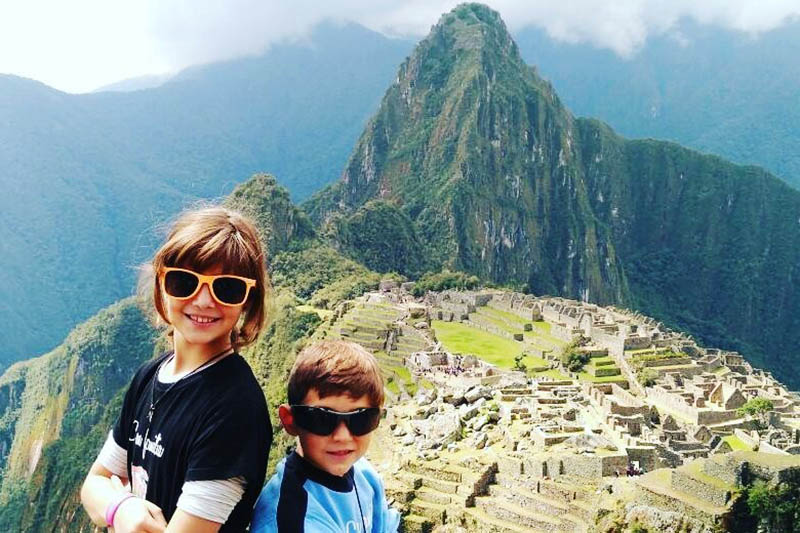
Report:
224,173,315,256
434,3,517,53
400,3,524,90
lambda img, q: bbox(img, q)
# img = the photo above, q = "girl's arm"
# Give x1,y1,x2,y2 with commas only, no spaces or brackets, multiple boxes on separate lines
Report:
165,510,222,533
81,460,167,533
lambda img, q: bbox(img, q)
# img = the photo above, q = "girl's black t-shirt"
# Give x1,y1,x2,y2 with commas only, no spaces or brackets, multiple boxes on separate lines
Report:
112,352,272,532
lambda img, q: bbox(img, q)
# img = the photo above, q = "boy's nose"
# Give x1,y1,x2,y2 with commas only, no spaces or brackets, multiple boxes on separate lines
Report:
330,420,353,440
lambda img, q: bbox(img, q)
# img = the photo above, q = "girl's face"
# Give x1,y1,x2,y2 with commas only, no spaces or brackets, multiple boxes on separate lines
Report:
164,264,244,355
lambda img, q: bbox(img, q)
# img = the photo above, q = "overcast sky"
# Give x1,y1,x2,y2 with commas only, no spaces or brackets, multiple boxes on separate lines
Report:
2,0,799,93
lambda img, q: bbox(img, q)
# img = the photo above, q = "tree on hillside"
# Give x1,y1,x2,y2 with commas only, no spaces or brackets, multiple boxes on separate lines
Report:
747,480,800,533
737,397,775,430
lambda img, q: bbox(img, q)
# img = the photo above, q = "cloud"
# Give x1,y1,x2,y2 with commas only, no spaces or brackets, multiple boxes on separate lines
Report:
2,0,799,92
145,0,800,66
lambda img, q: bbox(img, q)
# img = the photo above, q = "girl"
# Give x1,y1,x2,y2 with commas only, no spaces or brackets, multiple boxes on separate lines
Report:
81,206,272,533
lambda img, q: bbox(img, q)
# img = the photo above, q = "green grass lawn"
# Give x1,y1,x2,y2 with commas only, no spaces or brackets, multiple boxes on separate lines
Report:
471,310,520,335
432,320,523,367
576,371,628,384
296,304,334,319
523,328,568,349
625,348,657,355
684,460,737,490
533,368,571,380
482,305,530,326
723,435,753,451
390,364,413,383
419,379,435,390
386,379,400,395
588,356,615,366
522,355,549,368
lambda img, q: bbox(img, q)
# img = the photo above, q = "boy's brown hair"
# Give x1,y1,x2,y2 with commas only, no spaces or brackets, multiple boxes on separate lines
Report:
288,340,384,406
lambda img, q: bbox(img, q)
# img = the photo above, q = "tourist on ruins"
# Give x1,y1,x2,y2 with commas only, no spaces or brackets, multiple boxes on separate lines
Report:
250,340,400,533
80,206,272,533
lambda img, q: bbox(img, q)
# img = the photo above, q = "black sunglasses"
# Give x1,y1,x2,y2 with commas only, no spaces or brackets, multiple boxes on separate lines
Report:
290,405,383,437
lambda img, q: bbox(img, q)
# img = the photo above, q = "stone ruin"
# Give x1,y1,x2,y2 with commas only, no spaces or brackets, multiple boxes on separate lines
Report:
314,284,800,532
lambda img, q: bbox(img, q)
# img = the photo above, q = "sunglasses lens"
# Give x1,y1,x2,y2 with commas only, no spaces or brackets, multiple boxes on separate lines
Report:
212,276,248,305
291,406,382,437
292,406,338,436
346,408,382,436
164,270,199,298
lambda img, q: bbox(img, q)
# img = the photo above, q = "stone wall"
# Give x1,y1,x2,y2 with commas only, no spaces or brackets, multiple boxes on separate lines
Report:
610,384,644,407
635,482,721,526
702,456,743,486
695,409,739,426
486,298,533,321
647,386,699,423
757,440,790,455
586,327,625,356
546,453,629,479
550,322,582,342
626,447,659,472
671,469,731,507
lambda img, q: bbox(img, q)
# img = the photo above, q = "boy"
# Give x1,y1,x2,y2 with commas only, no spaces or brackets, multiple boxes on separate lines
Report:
251,340,400,533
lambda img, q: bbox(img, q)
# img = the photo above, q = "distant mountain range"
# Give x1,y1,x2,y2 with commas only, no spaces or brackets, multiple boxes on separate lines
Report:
3,9,800,371
514,18,800,190
93,73,174,93
0,22,411,368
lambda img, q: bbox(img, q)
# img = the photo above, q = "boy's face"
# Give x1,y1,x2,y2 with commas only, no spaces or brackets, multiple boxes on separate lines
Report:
281,388,375,477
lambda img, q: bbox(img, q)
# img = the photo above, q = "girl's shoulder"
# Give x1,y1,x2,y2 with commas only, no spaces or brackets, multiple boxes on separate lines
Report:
129,352,171,390
200,354,266,404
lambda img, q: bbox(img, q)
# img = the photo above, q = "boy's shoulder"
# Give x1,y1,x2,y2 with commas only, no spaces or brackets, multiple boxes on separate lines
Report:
352,456,384,487
255,452,384,509
252,453,396,533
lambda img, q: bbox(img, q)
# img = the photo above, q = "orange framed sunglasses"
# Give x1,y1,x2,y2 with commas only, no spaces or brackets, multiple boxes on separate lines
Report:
159,267,256,307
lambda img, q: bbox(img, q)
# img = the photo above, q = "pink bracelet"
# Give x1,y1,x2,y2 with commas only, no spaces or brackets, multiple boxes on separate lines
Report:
105,492,135,527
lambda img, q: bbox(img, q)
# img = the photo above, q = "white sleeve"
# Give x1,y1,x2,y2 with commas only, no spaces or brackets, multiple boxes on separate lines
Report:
97,430,128,477
176,477,247,524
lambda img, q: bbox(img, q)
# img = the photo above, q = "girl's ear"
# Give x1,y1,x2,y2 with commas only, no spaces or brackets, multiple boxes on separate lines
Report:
278,404,299,436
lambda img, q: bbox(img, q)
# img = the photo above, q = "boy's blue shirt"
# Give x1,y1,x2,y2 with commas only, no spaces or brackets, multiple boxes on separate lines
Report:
251,451,400,533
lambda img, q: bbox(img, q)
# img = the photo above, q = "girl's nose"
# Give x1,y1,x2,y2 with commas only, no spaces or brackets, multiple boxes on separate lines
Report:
193,283,215,306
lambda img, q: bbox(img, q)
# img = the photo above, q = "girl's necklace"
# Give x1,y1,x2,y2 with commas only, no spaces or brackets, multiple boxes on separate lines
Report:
142,347,233,456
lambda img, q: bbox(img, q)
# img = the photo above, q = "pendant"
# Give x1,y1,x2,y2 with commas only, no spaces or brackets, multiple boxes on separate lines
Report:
148,404,154,422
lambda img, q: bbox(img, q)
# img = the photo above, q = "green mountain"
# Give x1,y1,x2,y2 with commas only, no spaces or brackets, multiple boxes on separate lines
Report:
306,4,800,389
515,19,800,189
0,299,157,531
0,173,380,532
0,22,412,370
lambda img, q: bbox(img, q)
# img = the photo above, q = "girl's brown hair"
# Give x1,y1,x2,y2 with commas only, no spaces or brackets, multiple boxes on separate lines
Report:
143,205,270,349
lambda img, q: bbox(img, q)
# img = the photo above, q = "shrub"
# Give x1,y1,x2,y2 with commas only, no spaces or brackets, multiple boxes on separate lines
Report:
561,342,590,372
637,368,659,387
746,480,800,532
411,270,480,296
